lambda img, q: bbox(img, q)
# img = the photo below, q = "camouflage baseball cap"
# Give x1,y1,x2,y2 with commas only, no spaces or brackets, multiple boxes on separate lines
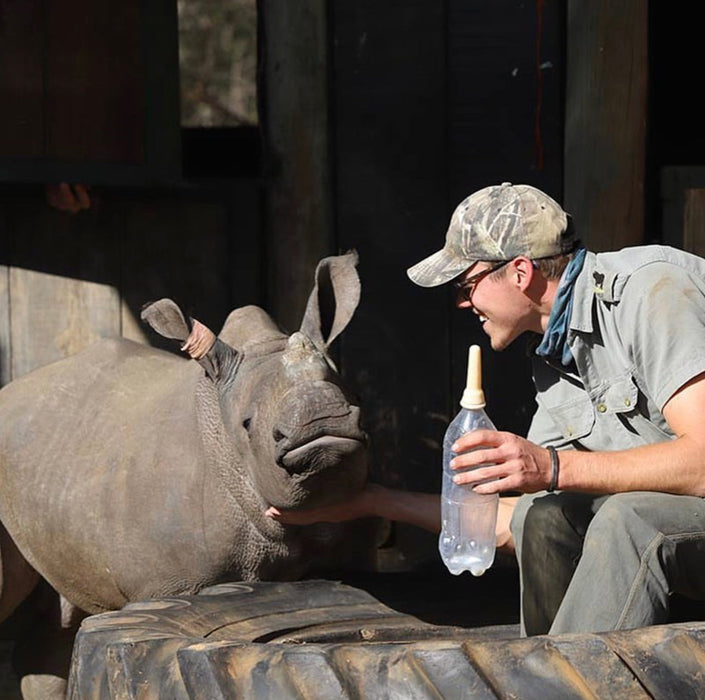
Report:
407,182,576,287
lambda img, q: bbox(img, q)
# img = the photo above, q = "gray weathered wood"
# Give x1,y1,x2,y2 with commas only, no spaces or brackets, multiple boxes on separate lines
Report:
0,187,259,382
565,0,648,250
683,189,705,258
8,268,120,379
259,0,332,333
0,266,9,386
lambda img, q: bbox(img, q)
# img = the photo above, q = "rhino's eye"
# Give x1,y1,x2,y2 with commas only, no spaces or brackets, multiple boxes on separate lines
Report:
242,418,252,432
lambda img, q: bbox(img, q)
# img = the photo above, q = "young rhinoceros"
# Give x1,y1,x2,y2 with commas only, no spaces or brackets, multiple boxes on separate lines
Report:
0,252,369,631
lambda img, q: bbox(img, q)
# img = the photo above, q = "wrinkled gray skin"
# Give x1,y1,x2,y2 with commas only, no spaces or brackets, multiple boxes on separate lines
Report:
0,253,369,698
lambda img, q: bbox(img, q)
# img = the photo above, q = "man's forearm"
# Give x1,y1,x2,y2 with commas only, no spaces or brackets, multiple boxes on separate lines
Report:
368,486,517,554
266,483,516,554
367,486,441,533
557,435,705,496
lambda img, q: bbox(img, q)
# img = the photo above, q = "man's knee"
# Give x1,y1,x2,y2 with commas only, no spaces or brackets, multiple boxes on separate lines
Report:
583,492,663,546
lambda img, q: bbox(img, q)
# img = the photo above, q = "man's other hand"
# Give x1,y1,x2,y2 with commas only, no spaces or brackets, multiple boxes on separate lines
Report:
45,183,91,213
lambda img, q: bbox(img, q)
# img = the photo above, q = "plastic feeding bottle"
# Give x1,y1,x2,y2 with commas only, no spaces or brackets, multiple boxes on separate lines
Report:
439,345,499,576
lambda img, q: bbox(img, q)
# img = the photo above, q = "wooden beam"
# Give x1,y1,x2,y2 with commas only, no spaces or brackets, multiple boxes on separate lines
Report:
259,0,332,333
0,266,9,386
565,0,648,250
683,189,705,258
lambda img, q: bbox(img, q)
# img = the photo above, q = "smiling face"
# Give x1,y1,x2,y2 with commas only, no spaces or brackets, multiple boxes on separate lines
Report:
453,258,541,351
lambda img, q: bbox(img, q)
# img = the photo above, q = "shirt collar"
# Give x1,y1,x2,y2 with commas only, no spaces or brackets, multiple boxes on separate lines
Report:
569,250,597,333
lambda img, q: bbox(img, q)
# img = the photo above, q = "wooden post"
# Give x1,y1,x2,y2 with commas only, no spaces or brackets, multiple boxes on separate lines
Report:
259,0,332,333
564,0,648,250
683,189,705,257
0,266,9,386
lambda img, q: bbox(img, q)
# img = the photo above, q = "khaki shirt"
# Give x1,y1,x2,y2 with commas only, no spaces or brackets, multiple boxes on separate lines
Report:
528,246,705,451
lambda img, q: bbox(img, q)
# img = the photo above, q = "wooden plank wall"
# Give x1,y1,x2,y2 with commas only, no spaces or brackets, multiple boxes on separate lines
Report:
0,1,43,158
683,190,705,258
0,0,180,186
0,0,143,164
332,1,564,567
332,0,451,566
447,0,564,440
0,184,261,386
0,265,10,384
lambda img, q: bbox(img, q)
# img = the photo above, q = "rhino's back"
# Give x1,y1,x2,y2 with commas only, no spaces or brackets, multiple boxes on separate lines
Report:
0,338,195,473
0,337,186,415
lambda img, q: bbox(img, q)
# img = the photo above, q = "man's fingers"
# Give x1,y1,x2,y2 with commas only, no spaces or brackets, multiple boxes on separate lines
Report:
74,184,91,209
452,464,497,486
45,183,91,213
450,446,503,470
452,429,505,451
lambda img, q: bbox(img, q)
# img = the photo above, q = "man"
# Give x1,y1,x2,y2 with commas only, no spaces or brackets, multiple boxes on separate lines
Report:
268,182,705,636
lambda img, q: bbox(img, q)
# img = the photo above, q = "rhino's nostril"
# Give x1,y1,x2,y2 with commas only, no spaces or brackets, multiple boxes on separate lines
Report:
273,427,286,443
242,418,252,432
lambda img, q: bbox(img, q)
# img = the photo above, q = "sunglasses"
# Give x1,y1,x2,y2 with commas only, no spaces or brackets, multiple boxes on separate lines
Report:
452,260,511,302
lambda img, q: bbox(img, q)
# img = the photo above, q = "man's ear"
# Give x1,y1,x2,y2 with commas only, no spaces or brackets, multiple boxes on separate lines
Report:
512,256,535,291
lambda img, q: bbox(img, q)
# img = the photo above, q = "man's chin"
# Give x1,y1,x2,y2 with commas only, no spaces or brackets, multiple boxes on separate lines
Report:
489,328,530,352
483,328,502,350
486,330,511,352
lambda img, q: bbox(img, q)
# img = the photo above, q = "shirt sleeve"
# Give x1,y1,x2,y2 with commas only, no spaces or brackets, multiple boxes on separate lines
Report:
615,262,705,411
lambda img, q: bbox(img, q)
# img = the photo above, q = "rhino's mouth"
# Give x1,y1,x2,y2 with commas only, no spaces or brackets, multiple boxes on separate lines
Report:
280,436,365,473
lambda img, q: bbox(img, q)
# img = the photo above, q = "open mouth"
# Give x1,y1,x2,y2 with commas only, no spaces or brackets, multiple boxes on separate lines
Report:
473,309,488,324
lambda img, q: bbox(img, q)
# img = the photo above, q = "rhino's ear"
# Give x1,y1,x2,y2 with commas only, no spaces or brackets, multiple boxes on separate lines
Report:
299,251,361,350
141,298,191,342
141,299,240,383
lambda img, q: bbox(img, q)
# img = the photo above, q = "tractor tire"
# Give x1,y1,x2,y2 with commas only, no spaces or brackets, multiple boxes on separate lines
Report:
67,579,705,699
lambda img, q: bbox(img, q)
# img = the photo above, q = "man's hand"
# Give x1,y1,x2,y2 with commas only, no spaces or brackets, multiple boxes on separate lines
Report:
450,430,553,494
45,183,91,213
265,484,382,525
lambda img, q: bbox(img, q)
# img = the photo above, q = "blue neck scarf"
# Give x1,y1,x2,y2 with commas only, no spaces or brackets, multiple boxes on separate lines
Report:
535,247,587,367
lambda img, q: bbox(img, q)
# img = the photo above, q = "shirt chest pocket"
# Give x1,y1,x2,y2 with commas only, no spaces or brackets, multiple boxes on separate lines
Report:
538,374,640,447
537,388,595,444
594,375,639,415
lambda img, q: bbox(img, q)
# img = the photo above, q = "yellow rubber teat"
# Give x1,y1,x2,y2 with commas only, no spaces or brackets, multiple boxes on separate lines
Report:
460,345,486,409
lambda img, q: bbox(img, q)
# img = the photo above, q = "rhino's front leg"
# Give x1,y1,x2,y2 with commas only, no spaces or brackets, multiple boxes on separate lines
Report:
13,591,88,700
0,521,41,624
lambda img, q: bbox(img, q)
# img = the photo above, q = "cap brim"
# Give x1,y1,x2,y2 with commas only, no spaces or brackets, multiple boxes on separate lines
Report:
407,248,474,287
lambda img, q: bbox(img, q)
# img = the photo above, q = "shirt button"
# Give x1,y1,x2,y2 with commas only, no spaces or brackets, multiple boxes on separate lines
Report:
566,427,574,436
597,404,607,413
624,398,632,407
